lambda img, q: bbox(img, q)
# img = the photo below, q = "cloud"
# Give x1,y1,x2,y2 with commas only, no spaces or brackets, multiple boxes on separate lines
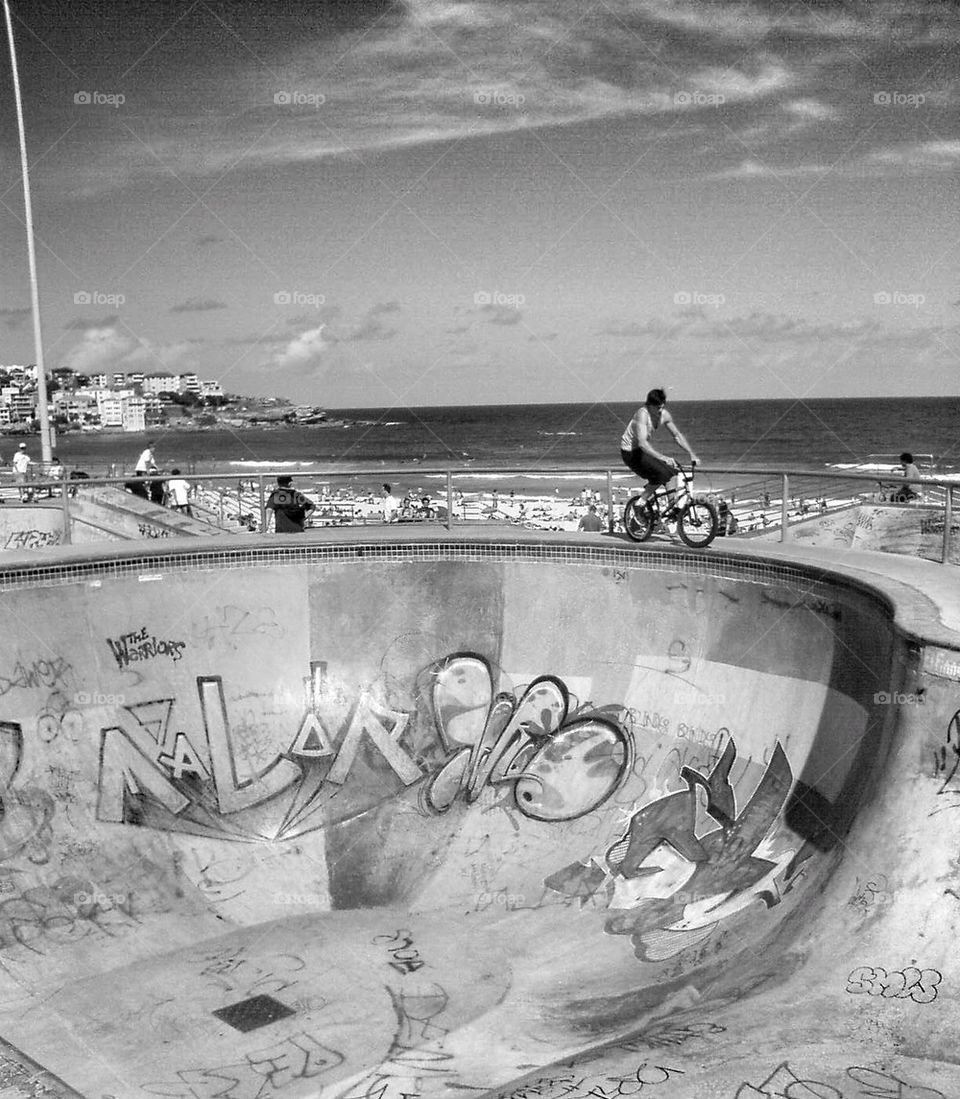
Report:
340,302,402,342
272,326,329,371
195,234,224,248
60,325,198,375
170,297,228,313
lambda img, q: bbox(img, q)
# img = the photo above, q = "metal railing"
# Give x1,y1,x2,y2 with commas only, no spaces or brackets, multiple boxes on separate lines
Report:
0,464,955,565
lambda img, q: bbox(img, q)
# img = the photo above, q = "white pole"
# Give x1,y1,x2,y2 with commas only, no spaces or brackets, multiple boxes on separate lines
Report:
4,0,52,464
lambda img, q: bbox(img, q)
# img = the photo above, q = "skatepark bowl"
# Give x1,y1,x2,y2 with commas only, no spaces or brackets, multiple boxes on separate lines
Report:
0,529,957,1098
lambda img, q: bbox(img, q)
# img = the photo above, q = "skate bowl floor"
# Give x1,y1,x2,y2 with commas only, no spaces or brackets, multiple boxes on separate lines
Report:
0,529,957,1097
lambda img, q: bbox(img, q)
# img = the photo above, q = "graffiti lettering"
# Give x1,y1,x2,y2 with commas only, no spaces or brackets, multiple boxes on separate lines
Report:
736,1061,840,1097
547,738,795,958
374,928,427,975
3,529,61,550
137,523,170,539
0,657,71,699
143,1032,343,1098
847,875,892,916
846,965,941,1002
195,605,284,650
845,1066,945,1097
199,947,307,1000
106,627,187,670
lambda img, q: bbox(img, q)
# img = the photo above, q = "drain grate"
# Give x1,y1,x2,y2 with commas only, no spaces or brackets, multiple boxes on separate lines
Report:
213,994,296,1033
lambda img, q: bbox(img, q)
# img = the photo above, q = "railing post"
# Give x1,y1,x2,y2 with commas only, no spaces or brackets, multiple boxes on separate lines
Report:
606,469,614,533
258,475,266,534
943,485,953,565
780,473,790,542
446,470,453,531
60,472,71,544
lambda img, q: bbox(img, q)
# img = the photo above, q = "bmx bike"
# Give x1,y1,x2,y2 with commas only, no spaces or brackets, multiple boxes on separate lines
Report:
622,464,719,549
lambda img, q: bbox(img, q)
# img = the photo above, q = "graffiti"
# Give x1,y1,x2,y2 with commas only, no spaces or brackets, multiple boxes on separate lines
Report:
501,1063,684,1099
339,983,454,1099
0,874,141,957
374,928,426,975
847,875,892,916
195,605,284,650
0,656,71,700
845,965,941,1003
199,946,307,1000
845,1066,944,1097
933,710,960,793
734,1063,945,1098
545,738,796,959
143,1032,344,1098
106,627,187,670
0,786,55,865
137,523,171,539
735,1062,840,1097
3,529,61,550
579,1018,726,1054
37,691,83,744
423,655,631,822
95,677,421,838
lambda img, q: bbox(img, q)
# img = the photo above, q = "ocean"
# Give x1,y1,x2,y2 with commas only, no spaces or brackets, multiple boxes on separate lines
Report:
11,396,960,495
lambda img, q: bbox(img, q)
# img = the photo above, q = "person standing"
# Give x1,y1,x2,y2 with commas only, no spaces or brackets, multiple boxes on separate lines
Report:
135,443,155,474
896,452,922,502
266,475,315,533
380,483,400,522
578,504,604,532
166,468,193,516
12,442,33,501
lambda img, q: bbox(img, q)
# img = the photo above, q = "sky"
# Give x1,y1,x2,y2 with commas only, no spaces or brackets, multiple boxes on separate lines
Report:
0,0,957,408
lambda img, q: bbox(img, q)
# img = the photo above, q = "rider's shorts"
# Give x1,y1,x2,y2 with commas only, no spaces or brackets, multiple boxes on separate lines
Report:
621,448,674,486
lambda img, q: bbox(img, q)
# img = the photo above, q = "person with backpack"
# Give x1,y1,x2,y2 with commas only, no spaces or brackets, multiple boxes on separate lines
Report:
266,475,315,533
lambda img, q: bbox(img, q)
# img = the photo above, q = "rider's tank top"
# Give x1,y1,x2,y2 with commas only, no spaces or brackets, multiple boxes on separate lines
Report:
620,405,661,450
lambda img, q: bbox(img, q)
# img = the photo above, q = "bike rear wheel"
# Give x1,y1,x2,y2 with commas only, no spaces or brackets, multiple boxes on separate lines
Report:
623,496,655,542
677,498,719,548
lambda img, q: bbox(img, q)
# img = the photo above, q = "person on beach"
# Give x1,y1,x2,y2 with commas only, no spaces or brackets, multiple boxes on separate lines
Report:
380,483,400,522
266,475,315,533
166,469,193,516
895,452,922,502
135,444,155,474
578,504,604,532
620,388,700,510
12,442,33,501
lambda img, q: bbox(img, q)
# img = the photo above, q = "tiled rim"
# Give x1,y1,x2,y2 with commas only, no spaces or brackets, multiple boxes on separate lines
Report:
0,538,898,617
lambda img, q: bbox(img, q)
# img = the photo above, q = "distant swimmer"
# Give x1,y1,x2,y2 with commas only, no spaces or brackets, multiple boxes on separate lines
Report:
620,388,700,510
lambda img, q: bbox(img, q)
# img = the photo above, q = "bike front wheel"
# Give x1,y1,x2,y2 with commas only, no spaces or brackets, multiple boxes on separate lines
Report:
677,498,719,548
623,496,655,542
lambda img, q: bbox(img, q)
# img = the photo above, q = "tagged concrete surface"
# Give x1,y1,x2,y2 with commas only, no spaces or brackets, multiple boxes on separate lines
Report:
0,535,955,1097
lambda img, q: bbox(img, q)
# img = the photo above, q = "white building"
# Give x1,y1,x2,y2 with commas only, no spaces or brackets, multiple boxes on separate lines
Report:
200,379,224,399
142,372,178,396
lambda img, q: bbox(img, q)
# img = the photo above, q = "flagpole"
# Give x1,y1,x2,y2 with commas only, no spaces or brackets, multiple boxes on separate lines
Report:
3,0,52,464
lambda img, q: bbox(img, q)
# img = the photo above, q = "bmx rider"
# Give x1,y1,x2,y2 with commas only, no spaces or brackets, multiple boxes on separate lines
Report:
620,388,700,513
